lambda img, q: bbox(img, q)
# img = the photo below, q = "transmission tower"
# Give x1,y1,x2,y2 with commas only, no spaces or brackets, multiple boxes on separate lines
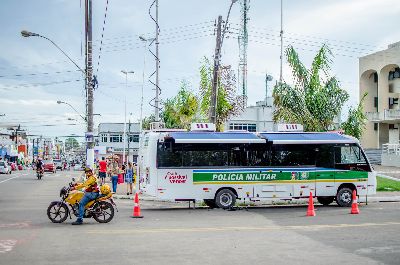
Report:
238,0,249,106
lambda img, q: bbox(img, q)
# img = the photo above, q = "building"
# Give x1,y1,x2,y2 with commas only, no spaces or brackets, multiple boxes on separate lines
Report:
97,122,140,163
361,41,400,149
224,97,275,132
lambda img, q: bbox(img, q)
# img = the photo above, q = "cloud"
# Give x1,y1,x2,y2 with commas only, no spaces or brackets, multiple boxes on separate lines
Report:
0,98,58,106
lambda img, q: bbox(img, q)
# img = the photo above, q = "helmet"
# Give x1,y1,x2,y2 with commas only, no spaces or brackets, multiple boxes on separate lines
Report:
100,184,111,195
84,167,93,174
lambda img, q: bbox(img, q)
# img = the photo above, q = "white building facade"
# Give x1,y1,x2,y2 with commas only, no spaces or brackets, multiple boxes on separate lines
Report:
97,123,140,163
224,98,276,132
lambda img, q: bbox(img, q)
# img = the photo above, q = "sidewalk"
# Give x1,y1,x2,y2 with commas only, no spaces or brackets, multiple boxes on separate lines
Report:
373,164,400,180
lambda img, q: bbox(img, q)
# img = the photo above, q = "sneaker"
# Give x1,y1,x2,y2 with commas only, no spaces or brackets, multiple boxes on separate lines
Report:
72,219,83,225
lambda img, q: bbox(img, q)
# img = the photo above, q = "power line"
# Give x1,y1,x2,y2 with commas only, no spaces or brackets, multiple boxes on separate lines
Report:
95,0,110,74
0,69,80,78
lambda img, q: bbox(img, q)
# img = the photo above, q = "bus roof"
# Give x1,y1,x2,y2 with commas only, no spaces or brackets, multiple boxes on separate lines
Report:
258,132,357,144
167,132,266,144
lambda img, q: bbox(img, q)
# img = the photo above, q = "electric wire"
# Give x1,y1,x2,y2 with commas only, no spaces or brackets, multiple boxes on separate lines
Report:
95,0,110,75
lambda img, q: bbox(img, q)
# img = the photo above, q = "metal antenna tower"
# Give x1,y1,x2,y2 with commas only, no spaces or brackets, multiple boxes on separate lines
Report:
238,0,249,106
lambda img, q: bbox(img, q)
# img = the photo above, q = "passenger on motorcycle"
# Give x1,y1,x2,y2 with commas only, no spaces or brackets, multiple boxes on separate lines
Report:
36,158,43,171
71,168,100,225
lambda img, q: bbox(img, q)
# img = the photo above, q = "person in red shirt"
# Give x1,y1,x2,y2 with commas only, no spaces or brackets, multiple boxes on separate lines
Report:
98,157,107,185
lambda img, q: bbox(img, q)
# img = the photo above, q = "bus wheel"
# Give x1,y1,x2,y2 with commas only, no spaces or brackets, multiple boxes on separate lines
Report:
215,189,236,209
204,199,217,209
336,187,353,207
317,196,334,206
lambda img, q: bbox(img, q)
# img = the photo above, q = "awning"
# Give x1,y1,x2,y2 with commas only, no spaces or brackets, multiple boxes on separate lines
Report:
167,132,266,144
258,132,357,144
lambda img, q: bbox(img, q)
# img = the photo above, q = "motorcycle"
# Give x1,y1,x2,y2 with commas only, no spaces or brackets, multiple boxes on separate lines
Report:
47,179,117,224
36,167,44,180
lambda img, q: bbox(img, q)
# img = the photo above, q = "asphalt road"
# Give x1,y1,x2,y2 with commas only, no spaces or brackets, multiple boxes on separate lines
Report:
1,170,400,265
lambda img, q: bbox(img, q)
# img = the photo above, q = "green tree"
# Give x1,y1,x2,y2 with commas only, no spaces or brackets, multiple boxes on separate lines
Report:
65,137,79,151
341,93,368,139
273,45,349,131
199,57,244,131
141,114,155,130
161,81,199,129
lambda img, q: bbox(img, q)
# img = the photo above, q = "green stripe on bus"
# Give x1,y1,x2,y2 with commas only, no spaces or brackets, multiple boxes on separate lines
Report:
193,171,367,183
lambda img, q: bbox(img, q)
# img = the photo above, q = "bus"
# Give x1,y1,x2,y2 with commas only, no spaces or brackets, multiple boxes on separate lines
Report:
137,127,376,209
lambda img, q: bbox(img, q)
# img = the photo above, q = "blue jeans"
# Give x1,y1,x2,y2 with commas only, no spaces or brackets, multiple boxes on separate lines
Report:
111,175,118,193
77,192,99,221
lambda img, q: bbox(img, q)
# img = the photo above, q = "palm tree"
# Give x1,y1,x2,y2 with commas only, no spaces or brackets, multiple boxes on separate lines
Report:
273,45,349,131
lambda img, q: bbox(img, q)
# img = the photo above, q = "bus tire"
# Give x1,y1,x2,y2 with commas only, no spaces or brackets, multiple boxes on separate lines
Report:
336,187,353,207
204,199,217,209
317,196,334,206
215,189,236,209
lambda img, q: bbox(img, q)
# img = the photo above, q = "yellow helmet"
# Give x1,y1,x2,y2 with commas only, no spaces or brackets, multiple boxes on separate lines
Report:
100,184,111,195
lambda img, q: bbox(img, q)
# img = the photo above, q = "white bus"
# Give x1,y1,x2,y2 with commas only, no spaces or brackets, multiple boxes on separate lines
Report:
137,128,376,209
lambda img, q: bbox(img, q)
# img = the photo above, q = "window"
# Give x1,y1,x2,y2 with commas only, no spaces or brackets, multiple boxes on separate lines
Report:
129,134,139,142
229,123,257,132
110,134,122,143
271,145,316,167
101,134,108,143
335,144,367,164
157,142,270,168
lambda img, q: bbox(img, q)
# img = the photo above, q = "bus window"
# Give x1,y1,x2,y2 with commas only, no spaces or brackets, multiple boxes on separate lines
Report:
315,145,334,168
157,142,183,168
271,145,316,167
334,144,371,171
182,143,228,167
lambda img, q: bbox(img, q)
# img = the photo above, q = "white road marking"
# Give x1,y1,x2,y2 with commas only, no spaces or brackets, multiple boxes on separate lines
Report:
0,240,17,253
0,175,21,184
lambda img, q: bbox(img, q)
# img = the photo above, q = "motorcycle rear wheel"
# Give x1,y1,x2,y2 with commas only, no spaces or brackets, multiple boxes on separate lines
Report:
92,201,114,223
47,202,68,223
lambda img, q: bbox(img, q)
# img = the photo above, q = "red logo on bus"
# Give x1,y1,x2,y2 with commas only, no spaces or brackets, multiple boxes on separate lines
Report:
165,172,187,184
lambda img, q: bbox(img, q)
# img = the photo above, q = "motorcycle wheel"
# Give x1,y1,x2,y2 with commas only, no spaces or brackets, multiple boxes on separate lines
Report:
47,202,68,223
92,201,114,223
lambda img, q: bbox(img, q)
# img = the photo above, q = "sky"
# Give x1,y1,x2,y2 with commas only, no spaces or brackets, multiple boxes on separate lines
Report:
0,0,399,139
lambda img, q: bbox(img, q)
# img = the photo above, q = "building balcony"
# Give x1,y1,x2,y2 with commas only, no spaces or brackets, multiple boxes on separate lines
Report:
366,109,400,122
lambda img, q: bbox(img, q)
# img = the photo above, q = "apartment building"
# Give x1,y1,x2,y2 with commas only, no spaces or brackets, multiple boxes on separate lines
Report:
361,41,400,149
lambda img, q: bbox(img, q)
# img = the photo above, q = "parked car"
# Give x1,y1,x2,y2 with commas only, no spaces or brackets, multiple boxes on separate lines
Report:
0,161,11,174
53,159,63,170
43,160,56,173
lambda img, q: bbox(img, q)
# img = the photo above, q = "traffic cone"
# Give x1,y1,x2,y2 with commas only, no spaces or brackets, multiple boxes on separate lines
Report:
131,193,143,218
306,191,316,217
350,190,360,214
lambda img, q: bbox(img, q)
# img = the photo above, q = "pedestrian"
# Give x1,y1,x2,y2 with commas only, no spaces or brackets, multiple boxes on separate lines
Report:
98,157,107,185
118,163,125,184
125,162,134,195
108,156,119,193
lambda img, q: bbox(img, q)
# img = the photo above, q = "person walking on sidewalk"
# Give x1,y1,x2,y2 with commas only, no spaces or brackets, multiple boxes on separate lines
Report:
98,157,107,185
108,156,120,193
125,162,134,195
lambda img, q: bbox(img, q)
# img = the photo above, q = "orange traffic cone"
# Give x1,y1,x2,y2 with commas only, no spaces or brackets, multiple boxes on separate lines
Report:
350,190,360,214
306,191,316,217
132,193,144,218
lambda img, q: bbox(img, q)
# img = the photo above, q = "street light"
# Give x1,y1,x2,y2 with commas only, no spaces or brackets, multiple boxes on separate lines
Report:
57,101,87,122
21,30,85,75
121,70,134,164
22,29,95,169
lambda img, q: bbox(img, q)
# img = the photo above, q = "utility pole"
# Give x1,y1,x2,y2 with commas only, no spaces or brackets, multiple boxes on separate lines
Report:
209,15,223,124
85,0,94,168
238,0,249,107
155,0,160,122
127,114,131,163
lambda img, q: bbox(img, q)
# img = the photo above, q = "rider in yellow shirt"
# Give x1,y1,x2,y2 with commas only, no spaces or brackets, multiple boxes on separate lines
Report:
72,168,99,225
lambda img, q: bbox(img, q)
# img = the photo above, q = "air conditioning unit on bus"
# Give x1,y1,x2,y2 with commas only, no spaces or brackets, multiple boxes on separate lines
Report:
277,124,303,132
190,123,216,132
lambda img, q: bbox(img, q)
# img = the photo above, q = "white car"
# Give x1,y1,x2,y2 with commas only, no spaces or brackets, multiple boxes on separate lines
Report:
0,161,11,174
